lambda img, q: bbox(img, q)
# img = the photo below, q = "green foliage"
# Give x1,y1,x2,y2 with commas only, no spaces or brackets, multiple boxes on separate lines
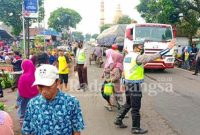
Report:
0,71,13,89
34,35,45,47
48,8,82,32
92,34,99,39
0,102,5,111
184,0,200,14
0,0,45,36
177,11,199,43
72,31,84,41
137,0,180,24
85,34,91,41
117,15,132,24
100,24,112,33
137,0,200,38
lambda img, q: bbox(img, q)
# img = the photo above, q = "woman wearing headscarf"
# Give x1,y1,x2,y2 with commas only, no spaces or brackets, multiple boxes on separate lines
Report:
110,52,124,109
17,60,39,126
101,44,124,111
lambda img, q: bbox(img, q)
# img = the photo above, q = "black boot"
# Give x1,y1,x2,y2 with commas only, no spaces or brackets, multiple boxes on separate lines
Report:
131,116,148,134
114,105,130,128
114,119,127,128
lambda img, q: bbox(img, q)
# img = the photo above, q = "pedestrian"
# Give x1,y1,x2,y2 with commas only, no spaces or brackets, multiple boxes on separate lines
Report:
0,80,3,98
76,41,88,90
193,49,200,75
93,44,102,61
182,48,190,70
101,44,123,111
36,52,49,67
21,64,85,135
0,110,14,135
191,43,198,54
17,60,39,126
57,49,70,90
114,39,175,134
9,51,22,93
109,52,124,110
73,41,78,57
30,54,37,66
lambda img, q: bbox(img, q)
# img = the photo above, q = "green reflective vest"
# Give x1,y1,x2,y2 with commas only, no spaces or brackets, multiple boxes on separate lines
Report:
124,52,144,81
77,48,86,64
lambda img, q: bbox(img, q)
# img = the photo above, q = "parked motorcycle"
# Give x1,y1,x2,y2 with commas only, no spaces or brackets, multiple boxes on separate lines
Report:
89,53,103,68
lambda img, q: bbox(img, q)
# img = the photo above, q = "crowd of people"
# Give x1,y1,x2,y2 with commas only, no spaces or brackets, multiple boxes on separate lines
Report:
0,40,87,135
0,38,179,134
175,43,200,73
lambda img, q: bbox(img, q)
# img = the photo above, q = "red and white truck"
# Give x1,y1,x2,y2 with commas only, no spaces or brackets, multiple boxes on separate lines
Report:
124,23,175,69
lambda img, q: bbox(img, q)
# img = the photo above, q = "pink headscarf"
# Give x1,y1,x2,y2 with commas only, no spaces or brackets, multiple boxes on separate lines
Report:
18,60,39,98
104,49,123,71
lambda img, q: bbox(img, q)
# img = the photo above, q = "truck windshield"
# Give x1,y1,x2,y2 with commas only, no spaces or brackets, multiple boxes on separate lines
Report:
135,25,173,42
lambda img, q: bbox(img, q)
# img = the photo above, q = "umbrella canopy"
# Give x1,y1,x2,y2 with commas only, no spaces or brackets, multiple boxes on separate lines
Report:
97,24,127,47
39,29,61,37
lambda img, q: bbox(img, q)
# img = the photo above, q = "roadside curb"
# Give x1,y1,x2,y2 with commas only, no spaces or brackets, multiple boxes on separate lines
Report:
175,67,199,75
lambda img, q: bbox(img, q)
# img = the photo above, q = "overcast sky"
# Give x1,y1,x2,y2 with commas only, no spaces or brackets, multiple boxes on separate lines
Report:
44,0,145,34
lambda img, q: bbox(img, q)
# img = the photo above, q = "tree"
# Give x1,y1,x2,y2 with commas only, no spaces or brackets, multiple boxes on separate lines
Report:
48,8,82,32
177,10,199,43
92,34,99,39
185,0,200,14
100,24,112,33
117,15,132,24
85,33,91,41
136,0,200,42
137,0,181,24
72,31,84,41
0,0,45,36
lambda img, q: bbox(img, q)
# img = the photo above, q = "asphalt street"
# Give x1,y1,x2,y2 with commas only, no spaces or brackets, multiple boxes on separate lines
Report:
145,68,200,135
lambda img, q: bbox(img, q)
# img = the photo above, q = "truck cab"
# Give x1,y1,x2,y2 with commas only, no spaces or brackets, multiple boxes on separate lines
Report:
124,23,175,69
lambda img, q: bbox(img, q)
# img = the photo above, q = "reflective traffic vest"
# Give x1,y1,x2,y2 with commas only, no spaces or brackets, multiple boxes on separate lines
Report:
124,52,144,83
76,48,86,64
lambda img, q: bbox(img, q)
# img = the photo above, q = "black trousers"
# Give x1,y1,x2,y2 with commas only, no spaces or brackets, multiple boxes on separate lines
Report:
77,64,88,87
194,58,200,74
12,73,21,89
117,83,142,128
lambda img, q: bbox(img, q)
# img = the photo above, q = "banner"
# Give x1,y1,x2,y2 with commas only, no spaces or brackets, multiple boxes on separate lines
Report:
23,0,39,18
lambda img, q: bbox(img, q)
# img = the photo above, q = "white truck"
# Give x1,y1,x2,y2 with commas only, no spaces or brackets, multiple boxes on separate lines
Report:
124,23,175,69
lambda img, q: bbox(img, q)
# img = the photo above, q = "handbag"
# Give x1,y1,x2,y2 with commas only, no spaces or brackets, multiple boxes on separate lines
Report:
104,83,114,96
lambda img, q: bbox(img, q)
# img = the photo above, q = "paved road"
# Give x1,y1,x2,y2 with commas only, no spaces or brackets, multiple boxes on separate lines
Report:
145,68,200,135
68,64,179,135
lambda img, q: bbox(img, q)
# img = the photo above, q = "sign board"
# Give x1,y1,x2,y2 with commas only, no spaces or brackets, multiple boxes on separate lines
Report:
23,0,39,18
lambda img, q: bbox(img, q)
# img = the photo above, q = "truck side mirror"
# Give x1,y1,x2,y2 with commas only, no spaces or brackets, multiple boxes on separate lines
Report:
126,28,133,41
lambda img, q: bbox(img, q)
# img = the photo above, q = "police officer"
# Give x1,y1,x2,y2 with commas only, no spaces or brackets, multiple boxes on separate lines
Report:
76,41,88,90
114,39,175,134
193,49,200,75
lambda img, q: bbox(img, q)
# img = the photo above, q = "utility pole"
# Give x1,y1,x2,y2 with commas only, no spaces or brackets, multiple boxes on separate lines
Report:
27,18,30,58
